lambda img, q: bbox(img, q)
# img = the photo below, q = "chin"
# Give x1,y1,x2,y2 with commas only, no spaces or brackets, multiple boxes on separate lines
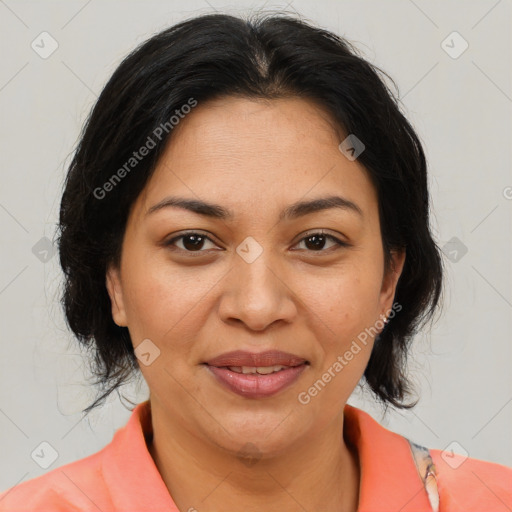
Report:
201,408,309,459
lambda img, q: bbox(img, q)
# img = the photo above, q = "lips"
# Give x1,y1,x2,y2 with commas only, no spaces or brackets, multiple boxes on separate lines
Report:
204,350,309,399
205,350,307,368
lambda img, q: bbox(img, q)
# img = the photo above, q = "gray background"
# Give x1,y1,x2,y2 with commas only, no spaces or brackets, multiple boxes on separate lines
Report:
1,0,511,493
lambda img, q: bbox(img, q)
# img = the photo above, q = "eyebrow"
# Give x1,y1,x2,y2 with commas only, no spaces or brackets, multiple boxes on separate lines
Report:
146,195,363,220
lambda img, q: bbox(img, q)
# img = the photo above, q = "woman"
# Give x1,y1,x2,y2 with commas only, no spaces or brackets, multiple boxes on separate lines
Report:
1,12,510,512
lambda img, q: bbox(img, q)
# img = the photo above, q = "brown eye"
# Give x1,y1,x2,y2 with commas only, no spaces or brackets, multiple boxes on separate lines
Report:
294,232,347,252
166,232,218,252
181,234,206,251
304,234,328,250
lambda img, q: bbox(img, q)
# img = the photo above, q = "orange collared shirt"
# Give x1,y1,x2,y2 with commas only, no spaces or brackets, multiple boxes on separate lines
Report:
1,401,510,511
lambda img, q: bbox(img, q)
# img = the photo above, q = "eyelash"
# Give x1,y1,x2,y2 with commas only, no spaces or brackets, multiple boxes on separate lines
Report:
165,230,349,255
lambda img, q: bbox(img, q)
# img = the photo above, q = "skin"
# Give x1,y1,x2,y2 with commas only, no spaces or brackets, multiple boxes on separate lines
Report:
106,96,405,512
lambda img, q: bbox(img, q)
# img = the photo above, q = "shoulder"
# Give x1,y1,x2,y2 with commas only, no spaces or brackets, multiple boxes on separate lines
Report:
0,401,170,512
0,446,112,511
430,449,512,511
344,404,512,511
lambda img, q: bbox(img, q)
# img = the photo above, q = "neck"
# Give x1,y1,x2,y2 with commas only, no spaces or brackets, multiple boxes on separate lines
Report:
147,401,359,512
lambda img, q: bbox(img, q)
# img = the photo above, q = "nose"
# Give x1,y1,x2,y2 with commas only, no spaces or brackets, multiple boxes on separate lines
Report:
217,251,298,332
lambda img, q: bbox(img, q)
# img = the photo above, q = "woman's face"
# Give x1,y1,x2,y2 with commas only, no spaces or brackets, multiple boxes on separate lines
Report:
106,96,405,456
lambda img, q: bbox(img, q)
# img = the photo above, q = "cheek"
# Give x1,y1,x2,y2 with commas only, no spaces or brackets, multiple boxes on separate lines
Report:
303,271,379,390
302,262,382,332
120,252,219,341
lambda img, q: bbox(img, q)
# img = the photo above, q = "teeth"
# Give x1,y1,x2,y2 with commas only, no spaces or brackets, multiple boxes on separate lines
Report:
227,365,287,375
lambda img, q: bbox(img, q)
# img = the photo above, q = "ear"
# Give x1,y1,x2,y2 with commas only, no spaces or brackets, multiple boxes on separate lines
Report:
105,264,128,327
379,249,406,316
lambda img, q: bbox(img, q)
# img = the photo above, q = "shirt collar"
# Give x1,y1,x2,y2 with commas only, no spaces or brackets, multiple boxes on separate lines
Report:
101,400,177,510
344,404,435,511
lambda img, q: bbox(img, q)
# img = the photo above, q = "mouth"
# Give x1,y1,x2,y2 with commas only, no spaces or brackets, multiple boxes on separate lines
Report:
223,364,296,375
203,350,310,399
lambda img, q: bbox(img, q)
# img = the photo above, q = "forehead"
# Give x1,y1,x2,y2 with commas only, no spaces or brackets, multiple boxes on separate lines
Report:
167,95,344,159
135,96,378,221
